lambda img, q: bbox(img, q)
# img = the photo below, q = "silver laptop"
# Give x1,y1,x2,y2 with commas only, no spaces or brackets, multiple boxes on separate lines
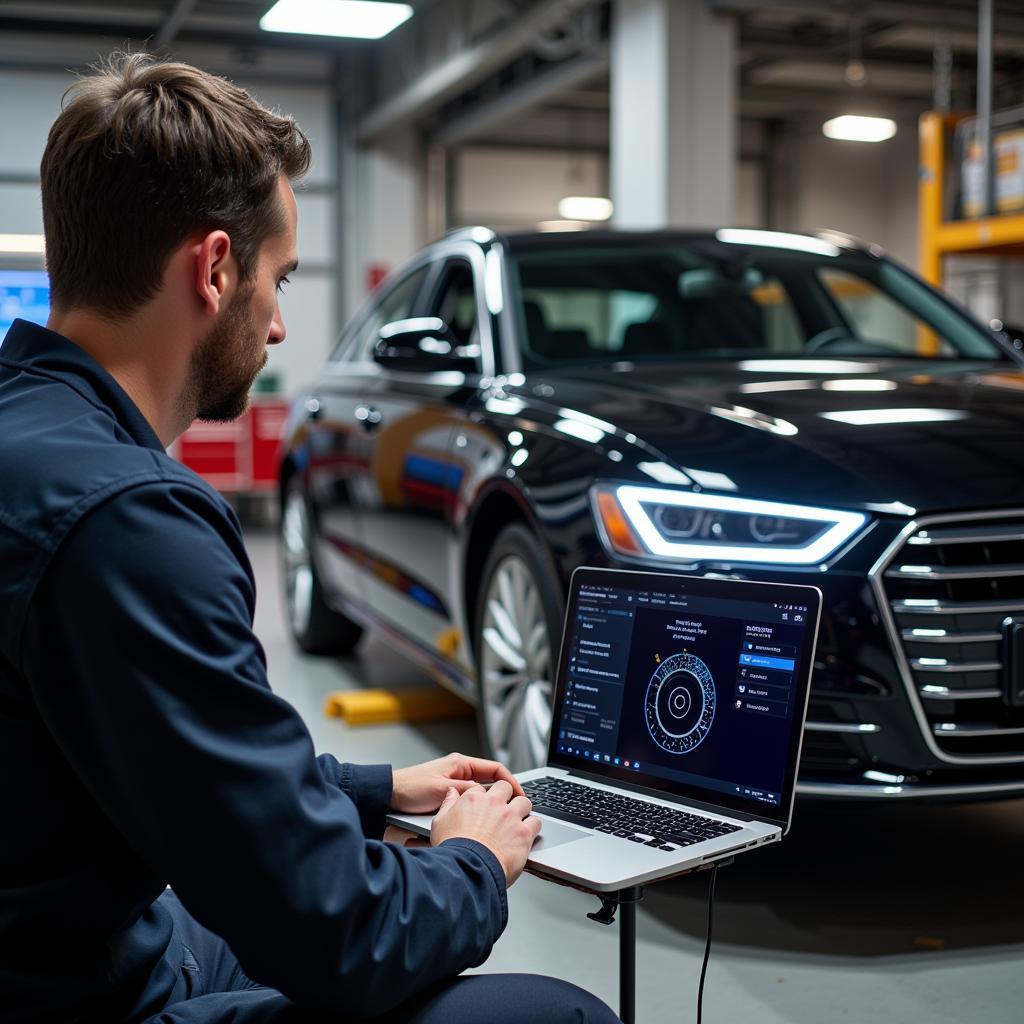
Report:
389,567,822,892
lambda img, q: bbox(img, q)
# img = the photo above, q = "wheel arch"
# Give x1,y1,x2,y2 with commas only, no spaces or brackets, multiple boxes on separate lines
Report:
461,482,565,660
278,453,299,513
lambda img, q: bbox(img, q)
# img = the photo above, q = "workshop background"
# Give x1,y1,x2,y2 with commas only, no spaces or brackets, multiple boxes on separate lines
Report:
1,2,1022,1022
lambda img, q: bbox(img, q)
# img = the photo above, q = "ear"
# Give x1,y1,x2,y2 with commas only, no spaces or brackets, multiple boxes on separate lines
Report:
193,230,235,317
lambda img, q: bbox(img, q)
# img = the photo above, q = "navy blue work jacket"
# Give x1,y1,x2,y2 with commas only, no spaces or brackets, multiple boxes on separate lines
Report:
0,320,507,1023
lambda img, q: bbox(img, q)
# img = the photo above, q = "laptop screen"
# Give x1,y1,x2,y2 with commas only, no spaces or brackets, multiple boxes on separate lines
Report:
548,568,821,826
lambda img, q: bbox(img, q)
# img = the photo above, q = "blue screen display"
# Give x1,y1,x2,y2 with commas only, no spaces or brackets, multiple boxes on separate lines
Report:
552,580,812,809
0,270,50,336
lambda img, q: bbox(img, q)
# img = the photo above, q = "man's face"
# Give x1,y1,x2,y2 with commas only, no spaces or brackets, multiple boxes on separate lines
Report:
190,176,297,422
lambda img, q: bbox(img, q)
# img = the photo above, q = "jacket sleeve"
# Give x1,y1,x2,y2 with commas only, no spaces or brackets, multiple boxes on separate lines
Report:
316,755,392,840
21,481,507,1016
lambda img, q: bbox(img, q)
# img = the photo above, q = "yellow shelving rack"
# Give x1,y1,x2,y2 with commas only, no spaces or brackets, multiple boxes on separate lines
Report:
919,110,1024,287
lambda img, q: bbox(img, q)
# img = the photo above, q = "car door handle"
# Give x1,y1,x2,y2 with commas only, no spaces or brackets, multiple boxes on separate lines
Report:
355,405,383,430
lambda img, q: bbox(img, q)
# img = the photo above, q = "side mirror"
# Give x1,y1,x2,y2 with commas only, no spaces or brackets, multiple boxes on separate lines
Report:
373,317,479,372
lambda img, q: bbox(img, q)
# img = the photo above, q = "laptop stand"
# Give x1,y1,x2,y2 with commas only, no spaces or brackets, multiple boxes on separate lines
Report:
529,859,732,1024
585,885,645,1024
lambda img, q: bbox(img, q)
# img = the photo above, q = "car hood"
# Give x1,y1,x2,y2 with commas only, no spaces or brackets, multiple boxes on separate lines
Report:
518,359,1024,513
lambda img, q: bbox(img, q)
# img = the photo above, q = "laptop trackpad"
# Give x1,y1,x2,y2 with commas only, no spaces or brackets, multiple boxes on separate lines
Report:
533,816,590,851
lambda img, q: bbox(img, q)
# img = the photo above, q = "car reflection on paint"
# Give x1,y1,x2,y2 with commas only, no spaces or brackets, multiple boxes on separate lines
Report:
279,226,1024,800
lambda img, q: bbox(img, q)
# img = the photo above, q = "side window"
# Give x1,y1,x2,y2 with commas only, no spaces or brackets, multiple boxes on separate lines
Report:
345,265,430,362
429,259,478,346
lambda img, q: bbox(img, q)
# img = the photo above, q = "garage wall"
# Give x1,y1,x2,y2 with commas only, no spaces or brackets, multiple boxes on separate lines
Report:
452,146,769,232
0,68,340,399
453,147,607,229
773,120,920,268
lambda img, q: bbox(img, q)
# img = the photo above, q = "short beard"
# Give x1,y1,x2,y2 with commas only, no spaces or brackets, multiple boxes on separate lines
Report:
185,280,267,423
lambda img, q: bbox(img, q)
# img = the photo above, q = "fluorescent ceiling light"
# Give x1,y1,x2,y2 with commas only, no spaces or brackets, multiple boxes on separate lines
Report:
637,462,693,486
557,408,616,434
260,0,412,39
682,467,738,491
821,408,967,426
739,380,817,394
821,379,898,391
822,115,897,143
557,196,613,222
739,359,877,374
536,219,589,232
554,418,605,444
0,233,45,255
715,228,840,257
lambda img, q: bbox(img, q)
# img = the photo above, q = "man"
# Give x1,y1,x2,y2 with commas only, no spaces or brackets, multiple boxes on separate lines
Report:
0,54,617,1024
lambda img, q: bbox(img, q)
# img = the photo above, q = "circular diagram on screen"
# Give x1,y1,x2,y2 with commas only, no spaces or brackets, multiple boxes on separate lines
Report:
644,652,716,754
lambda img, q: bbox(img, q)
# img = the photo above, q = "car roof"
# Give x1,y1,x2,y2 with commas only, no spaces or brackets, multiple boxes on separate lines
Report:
441,226,874,256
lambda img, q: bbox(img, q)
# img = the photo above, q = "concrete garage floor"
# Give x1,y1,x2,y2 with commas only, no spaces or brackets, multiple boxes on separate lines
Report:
246,527,1024,1024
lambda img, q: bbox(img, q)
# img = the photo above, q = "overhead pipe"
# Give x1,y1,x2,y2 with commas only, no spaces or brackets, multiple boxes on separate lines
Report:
355,0,602,142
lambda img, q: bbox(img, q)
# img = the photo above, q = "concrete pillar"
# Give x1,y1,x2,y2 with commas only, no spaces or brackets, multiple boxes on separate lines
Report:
342,127,423,320
610,0,736,229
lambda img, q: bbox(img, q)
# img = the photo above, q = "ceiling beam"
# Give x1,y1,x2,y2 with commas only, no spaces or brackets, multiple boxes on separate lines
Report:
430,44,608,147
356,0,601,142
154,0,198,50
713,0,1024,36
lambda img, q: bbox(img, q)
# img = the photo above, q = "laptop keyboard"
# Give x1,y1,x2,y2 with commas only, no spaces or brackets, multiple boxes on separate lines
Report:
522,778,742,851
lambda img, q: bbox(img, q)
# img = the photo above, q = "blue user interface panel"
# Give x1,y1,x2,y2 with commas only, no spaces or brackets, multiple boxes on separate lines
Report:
551,578,812,810
0,270,50,336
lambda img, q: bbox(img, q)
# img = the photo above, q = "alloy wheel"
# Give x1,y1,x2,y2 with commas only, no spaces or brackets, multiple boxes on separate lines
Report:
479,554,554,770
281,489,314,638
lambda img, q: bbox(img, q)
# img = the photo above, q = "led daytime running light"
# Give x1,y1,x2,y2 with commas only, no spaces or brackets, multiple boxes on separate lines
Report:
613,485,867,565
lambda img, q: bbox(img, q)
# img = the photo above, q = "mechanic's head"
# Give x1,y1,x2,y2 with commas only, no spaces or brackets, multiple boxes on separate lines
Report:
41,53,308,422
41,52,309,317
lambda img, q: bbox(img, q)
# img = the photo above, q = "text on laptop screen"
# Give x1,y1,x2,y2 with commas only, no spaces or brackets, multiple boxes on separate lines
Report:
551,580,811,808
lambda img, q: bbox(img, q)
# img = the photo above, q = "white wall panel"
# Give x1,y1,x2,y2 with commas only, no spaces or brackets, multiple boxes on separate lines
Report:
0,184,44,235
774,124,918,267
270,273,336,395
734,160,763,228
293,192,334,267
456,148,605,227
239,80,335,186
0,71,66,175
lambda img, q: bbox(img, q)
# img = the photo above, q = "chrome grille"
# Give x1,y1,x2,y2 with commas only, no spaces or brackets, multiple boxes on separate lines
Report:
878,513,1024,763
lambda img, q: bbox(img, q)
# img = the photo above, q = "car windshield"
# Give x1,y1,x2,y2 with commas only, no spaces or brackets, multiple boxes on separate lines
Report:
507,237,1006,368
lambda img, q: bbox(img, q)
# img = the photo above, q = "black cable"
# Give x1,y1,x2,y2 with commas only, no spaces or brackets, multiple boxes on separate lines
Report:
696,864,718,1024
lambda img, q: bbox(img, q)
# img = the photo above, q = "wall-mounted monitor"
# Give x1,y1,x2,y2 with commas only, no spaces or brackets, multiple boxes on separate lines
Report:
0,269,50,336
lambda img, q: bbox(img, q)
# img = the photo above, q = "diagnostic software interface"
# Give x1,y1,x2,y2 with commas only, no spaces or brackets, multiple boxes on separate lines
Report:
552,579,811,808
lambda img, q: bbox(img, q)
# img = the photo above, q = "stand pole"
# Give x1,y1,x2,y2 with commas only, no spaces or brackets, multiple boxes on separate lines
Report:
618,887,642,1024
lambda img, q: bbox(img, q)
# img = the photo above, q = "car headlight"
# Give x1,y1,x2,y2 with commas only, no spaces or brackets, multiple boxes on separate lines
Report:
593,484,868,566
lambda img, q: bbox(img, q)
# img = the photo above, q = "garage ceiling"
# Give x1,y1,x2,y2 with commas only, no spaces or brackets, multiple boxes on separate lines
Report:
0,0,1021,145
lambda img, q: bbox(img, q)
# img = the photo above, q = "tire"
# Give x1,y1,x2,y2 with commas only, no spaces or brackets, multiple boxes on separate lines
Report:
280,480,364,655
473,523,563,772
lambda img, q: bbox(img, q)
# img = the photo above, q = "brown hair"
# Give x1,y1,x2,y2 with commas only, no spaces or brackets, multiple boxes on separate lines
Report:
40,52,311,317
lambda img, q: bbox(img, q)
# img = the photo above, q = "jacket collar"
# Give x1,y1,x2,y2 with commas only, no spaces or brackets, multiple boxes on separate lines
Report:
0,318,166,453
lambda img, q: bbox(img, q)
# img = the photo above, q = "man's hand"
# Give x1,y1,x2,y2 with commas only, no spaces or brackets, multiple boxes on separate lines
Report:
430,780,541,887
390,752,524,814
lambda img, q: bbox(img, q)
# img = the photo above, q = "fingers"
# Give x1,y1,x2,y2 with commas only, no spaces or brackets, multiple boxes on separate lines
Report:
484,779,514,804
507,794,533,820
461,756,525,796
437,786,460,816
